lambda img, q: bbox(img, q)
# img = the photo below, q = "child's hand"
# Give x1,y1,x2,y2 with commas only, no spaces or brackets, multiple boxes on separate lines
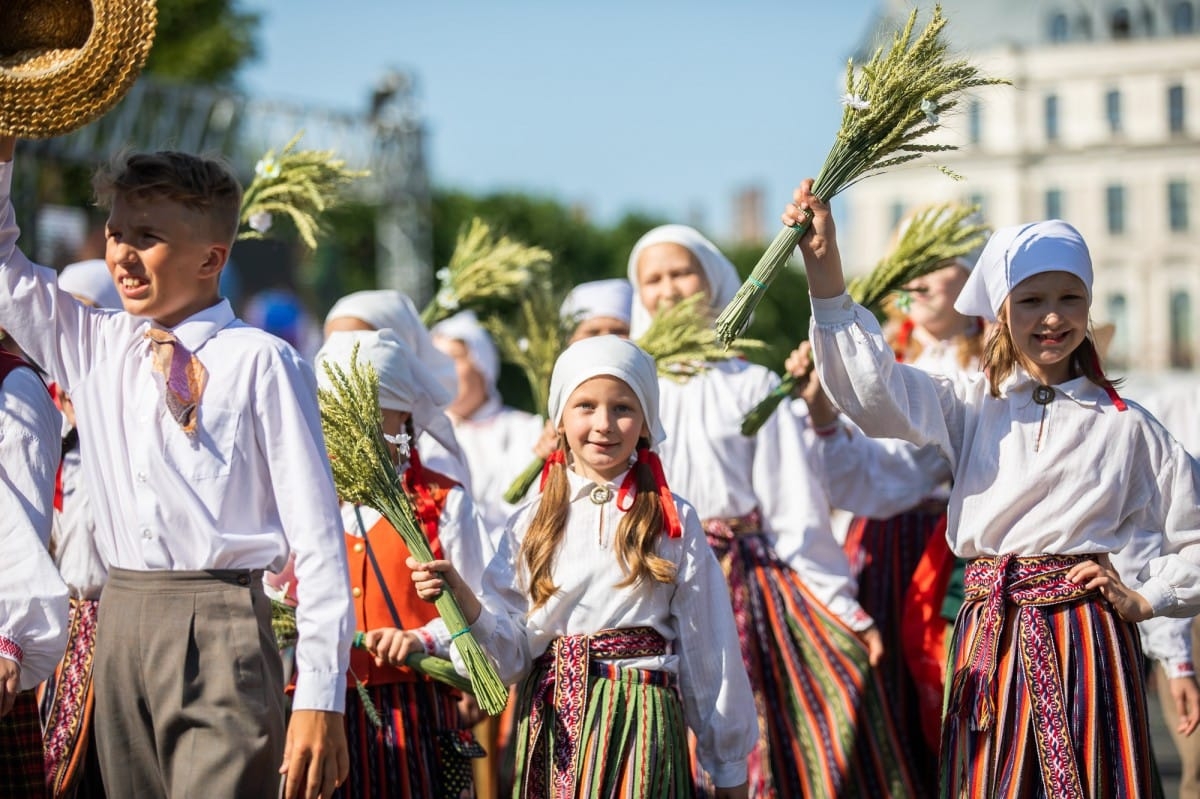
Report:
785,341,839,428
784,179,846,299
407,556,461,600
0,658,19,718
1169,674,1200,736
456,694,486,729
362,628,424,668
532,419,558,460
857,625,885,668
1066,554,1153,622
714,782,749,799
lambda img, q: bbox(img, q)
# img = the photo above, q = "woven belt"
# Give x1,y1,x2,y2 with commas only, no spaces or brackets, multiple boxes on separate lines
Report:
528,626,668,798
949,553,1096,799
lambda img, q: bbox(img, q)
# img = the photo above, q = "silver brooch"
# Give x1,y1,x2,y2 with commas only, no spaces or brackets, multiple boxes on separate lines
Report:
589,485,612,505
1033,385,1055,405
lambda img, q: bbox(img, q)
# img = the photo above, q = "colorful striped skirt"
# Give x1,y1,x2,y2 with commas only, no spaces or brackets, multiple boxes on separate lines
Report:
704,514,914,799
941,554,1162,799
843,506,945,797
511,628,692,798
38,597,102,799
336,679,478,799
0,689,48,799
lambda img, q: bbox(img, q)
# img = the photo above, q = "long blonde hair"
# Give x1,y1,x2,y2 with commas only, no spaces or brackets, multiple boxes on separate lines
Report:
521,436,677,611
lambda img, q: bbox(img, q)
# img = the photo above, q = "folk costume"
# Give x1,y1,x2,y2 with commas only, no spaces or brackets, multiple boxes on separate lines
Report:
449,336,757,798
0,157,356,798
315,330,494,799
812,220,1200,798
0,351,68,799
628,225,914,799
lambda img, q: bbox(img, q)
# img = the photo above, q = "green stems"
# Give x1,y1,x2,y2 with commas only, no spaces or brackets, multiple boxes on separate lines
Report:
715,219,810,345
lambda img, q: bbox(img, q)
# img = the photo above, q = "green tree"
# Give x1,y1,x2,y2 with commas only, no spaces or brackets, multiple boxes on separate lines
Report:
146,0,261,85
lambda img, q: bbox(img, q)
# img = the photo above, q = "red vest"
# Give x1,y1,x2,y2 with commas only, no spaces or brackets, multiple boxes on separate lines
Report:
346,466,460,687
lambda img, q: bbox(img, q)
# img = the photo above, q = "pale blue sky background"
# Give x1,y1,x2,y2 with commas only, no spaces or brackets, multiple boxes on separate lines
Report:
239,1,880,237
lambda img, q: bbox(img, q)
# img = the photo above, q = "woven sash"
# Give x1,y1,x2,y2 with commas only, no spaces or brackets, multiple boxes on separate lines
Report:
528,626,668,798
949,553,1095,799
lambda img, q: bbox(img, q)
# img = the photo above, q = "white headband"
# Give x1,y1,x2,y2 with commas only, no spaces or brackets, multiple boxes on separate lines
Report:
954,220,1093,322
547,335,665,447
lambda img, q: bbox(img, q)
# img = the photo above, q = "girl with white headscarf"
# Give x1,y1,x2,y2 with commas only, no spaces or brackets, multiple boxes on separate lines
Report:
404,335,757,797
627,224,913,797
323,290,472,490
431,311,545,549
309,329,494,799
795,177,1200,798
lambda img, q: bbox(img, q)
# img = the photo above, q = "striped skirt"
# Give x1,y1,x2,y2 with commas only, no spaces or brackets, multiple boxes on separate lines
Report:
512,661,691,798
843,507,945,797
940,554,1163,799
705,515,914,799
0,689,48,799
336,679,477,799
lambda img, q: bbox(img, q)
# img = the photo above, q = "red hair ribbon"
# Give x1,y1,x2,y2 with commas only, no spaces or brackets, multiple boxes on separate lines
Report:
1087,346,1127,412
539,449,566,492
894,318,916,363
616,447,682,538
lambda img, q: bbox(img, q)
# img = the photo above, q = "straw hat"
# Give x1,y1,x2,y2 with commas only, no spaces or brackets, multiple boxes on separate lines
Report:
0,0,158,139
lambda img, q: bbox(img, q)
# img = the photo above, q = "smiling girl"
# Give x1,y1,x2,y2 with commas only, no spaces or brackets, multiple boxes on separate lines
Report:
404,335,756,799
789,177,1200,798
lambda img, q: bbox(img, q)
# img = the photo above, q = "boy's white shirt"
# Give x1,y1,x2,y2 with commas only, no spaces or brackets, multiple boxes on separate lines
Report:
0,161,354,712
811,292,1200,618
655,358,871,630
460,466,757,788
0,365,69,688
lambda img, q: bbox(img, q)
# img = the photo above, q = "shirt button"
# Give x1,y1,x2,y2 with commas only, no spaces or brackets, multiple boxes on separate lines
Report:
351,587,362,598
136,472,147,483
353,543,365,554
141,528,152,540
842,297,853,310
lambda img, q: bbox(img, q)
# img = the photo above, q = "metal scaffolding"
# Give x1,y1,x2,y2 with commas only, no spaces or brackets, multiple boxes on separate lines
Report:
18,71,432,303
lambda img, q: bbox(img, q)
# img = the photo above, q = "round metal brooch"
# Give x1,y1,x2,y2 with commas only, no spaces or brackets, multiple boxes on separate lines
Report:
589,485,613,505
1033,385,1055,405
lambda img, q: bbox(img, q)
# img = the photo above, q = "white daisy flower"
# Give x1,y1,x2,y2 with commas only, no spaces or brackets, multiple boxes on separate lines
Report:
248,210,273,234
841,92,870,111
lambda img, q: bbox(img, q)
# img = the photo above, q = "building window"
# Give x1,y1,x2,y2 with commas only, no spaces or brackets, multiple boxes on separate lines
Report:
1169,84,1186,134
1077,13,1093,38
890,201,906,230
1107,184,1126,234
1169,180,1190,232
1045,94,1060,141
1171,290,1194,369
1107,293,1129,369
1173,1,1195,33
1111,7,1133,37
1105,89,1122,133
968,100,982,145
1045,188,1063,219
1049,12,1070,41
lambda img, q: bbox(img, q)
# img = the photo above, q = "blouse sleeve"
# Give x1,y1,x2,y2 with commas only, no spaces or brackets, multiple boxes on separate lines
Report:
671,502,757,788
809,293,965,472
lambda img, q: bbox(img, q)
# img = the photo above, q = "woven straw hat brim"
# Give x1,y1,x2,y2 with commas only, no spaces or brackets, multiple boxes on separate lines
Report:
0,1,158,139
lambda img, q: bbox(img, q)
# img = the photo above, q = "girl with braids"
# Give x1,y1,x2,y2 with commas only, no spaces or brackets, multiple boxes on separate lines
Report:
792,176,1200,798
402,335,756,799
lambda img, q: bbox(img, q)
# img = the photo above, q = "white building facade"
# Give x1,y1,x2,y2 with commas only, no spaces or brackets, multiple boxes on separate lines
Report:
842,0,1200,372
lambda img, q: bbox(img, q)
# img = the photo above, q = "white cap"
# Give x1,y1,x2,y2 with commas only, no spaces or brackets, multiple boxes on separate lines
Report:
430,310,501,392
548,335,664,447
560,279,633,326
626,224,741,339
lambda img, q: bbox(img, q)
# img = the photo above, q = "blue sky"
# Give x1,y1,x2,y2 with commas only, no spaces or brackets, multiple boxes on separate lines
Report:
239,1,879,237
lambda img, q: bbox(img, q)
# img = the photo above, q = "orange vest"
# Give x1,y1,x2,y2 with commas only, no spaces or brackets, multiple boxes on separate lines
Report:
345,466,459,687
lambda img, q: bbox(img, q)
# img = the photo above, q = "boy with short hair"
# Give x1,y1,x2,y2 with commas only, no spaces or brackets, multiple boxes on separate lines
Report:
0,136,355,799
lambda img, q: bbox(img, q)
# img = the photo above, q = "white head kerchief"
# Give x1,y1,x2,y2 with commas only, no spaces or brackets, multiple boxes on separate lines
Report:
560,279,633,326
954,220,1093,322
626,224,742,339
315,329,461,458
548,335,665,448
430,310,501,392
59,259,122,310
324,290,457,397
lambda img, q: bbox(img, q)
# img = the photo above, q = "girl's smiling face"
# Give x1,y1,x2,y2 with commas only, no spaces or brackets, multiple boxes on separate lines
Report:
558,376,648,484
1004,270,1090,385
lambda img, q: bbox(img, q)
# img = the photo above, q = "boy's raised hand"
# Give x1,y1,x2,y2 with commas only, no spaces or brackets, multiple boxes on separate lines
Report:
784,179,846,299
279,709,349,799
